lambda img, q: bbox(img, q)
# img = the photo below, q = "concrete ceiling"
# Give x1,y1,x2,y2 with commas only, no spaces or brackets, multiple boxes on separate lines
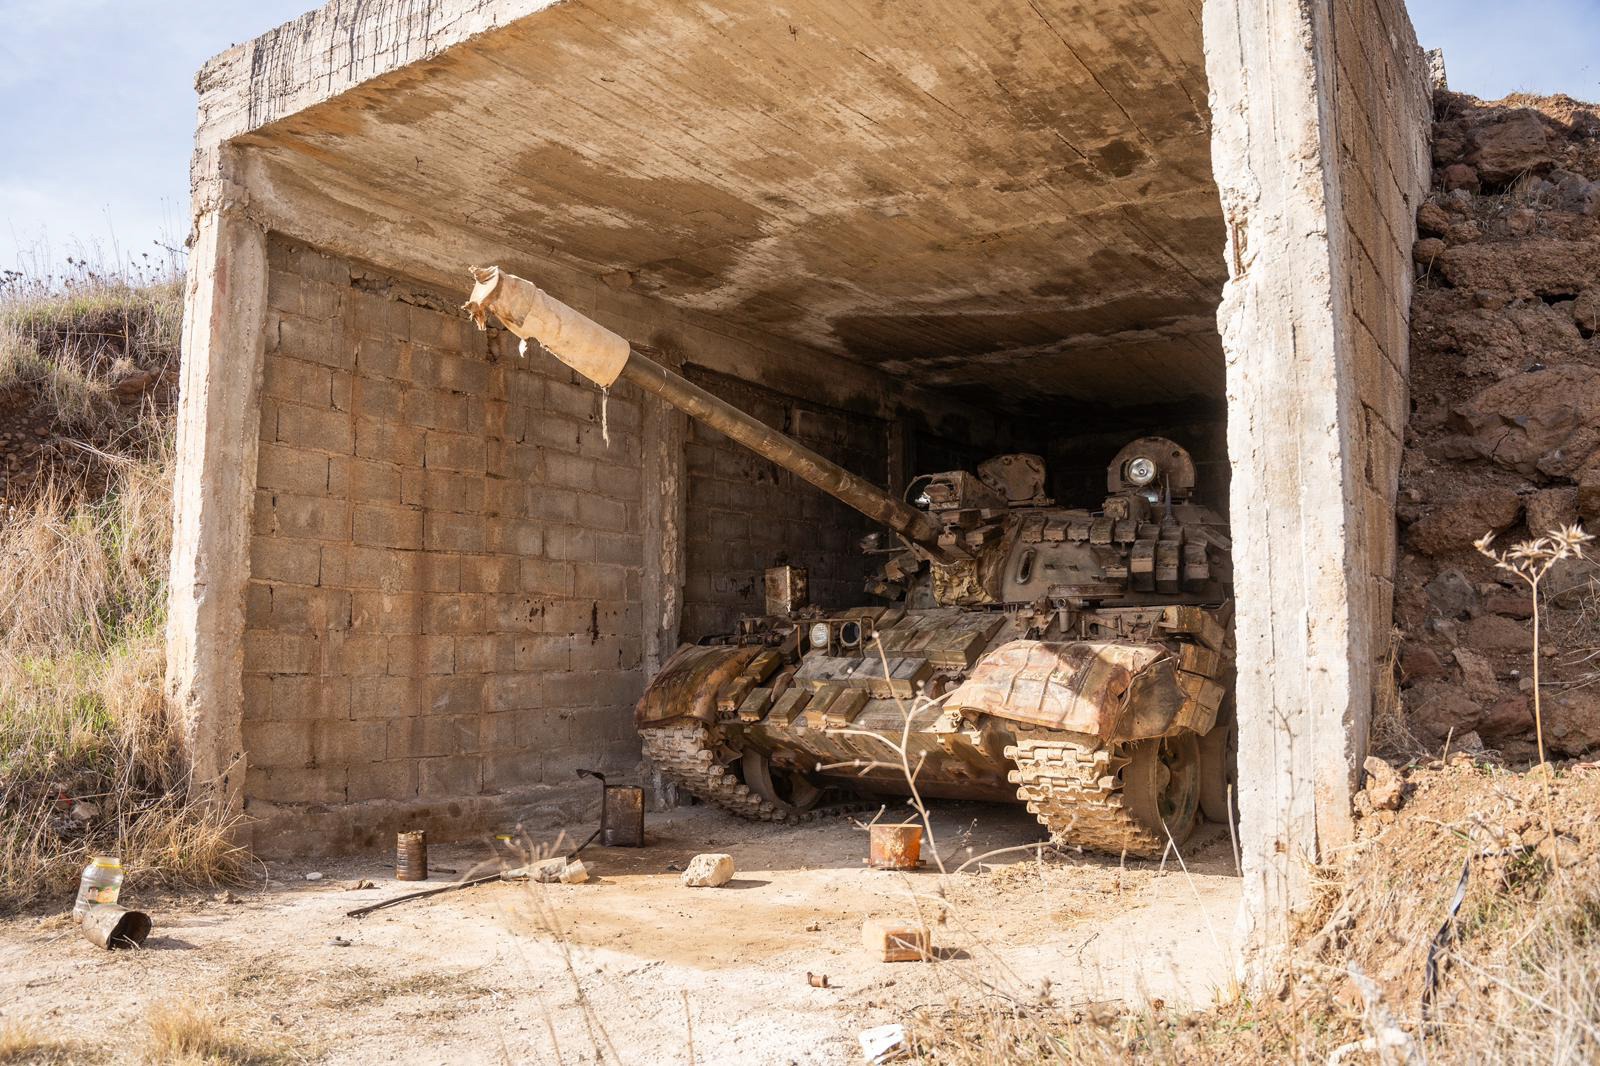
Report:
241,0,1227,412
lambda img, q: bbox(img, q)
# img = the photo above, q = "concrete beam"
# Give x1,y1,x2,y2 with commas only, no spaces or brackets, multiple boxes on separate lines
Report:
166,152,270,804
1204,0,1426,979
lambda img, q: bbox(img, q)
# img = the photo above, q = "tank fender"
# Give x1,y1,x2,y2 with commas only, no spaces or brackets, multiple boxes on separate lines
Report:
635,644,762,728
944,639,1216,743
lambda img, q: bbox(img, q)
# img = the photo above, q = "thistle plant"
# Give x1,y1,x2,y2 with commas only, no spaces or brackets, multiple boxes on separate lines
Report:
1474,523,1594,773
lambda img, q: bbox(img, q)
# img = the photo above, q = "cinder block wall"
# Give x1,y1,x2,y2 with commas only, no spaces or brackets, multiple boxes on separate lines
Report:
1329,0,1433,731
242,236,644,845
680,367,889,641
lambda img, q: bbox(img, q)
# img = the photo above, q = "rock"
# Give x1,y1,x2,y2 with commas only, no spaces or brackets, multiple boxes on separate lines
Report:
1466,614,1533,654
1399,643,1445,685
1571,289,1600,334
1414,237,1447,264
1445,188,1475,212
1449,365,1600,479
1542,554,1599,607
112,370,157,399
305,872,323,881
1416,201,1452,236
1552,171,1600,215
1544,689,1600,755
1525,487,1580,535
1360,756,1406,811
1441,163,1481,193
1505,207,1537,237
69,800,98,822
1453,647,1499,699
1512,174,1556,205
1406,488,1523,556
1479,694,1533,740
1581,464,1600,521
1469,113,1555,184
1535,833,1583,868
1437,238,1600,298
681,853,735,887
1454,730,1486,753
1444,221,1482,244
1408,681,1481,744
1425,568,1479,618
1483,590,1533,619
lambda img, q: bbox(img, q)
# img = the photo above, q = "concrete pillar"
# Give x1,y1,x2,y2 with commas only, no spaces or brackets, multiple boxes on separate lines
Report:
1205,0,1364,977
166,152,269,806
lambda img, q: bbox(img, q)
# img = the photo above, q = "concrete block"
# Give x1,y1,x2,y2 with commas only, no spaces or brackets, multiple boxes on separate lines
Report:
250,537,321,586
680,853,734,887
418,755,483,797
347,760,419,802
423,430,486,473
352,675,420,720
353,504,423,550
276,401,354,454
242,720,314,769
424,512,487,553
350,592,421,635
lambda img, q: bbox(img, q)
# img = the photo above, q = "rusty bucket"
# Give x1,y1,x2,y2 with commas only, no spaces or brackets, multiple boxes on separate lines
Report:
868,824,924,870
396,830,428,881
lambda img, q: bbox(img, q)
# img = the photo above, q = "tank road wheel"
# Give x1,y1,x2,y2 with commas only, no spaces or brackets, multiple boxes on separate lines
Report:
1197,715,1238,825
741,749,824,816
642,722,829,824
1122,734,1201,848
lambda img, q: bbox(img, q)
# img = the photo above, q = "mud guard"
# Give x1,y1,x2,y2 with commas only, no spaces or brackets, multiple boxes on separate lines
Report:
635,644,762,727
943,639,1221,743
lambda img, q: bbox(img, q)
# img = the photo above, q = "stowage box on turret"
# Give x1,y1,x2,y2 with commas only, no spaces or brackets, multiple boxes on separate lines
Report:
466,268,1235,857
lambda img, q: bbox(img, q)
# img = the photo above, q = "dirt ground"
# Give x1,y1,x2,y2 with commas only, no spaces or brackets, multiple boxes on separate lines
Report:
0,800,1240,1064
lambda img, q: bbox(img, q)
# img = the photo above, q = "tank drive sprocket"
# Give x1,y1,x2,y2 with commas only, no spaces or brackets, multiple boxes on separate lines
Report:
642,722,842,825
1006,733,1200,859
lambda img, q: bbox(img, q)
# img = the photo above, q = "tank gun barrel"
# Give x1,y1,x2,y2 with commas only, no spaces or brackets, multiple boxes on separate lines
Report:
464,267,954,561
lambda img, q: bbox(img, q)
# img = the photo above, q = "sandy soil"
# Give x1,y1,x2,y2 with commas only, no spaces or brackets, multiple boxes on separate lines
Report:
0,801,1240,1064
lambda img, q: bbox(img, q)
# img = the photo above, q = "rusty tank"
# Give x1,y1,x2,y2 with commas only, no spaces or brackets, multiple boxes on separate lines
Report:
465,267,1236,857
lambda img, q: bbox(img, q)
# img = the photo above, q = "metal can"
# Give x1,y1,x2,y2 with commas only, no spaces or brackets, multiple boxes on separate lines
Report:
396,830,428,881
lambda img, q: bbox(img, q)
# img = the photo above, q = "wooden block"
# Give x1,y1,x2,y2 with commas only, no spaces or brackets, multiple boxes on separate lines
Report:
862,918,930,963
736,688,773,723
1177,642,1222,678
1160,606,1226,651
821,688,870,729
770,687,811,725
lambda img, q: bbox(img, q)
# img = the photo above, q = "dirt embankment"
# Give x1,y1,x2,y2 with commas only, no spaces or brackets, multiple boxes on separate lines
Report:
1398,92,1600,759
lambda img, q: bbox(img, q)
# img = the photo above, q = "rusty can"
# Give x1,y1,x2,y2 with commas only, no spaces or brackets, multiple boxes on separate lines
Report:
396,830,428,881
601,785,645,847
868,824,923,870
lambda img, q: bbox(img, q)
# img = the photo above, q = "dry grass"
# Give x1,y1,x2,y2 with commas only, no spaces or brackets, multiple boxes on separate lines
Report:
0,1020,78,1065
144,1002,287,1066
904,765,1600,1064
0,278,245,912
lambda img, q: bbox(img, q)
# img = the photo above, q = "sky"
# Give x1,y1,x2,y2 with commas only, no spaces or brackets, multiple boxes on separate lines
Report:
0,0,1597,275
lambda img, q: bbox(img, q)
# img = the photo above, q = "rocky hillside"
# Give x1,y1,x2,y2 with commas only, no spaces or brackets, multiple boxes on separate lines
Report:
1398,92,1600,759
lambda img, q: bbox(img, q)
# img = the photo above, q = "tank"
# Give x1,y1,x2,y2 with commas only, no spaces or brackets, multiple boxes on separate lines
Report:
465,267,1236,857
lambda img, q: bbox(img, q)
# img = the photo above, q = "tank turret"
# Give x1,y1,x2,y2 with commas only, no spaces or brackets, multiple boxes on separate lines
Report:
465,267,1236,858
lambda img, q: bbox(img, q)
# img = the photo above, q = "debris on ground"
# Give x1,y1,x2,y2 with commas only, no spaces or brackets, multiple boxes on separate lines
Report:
807,972,831,988
345,880,376,891
858,1023,908,1063
505,858,590,884
862,918,930,962
304,872,323,882
1354,756,1407,817
80,905,151,950
680,853,735,887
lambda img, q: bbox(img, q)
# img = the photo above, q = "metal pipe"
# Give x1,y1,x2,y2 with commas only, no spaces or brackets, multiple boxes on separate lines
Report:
464,267,955,561
616,352,950,556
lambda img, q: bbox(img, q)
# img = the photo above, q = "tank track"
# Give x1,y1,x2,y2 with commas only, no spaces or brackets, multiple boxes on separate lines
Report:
642,722,853,825
1005,737,1166,859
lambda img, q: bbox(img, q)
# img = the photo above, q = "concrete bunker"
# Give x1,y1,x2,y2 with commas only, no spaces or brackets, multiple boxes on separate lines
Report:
170,0,1431,976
